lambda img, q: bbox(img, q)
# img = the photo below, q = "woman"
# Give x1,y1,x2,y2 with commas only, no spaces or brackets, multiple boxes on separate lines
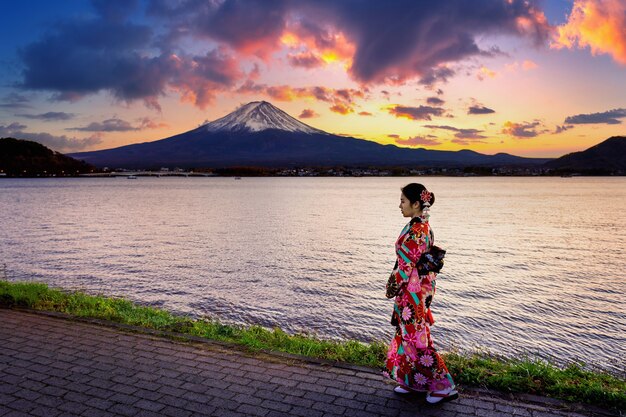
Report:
383,183,457,404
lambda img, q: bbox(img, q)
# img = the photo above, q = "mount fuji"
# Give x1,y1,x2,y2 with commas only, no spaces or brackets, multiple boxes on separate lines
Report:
69,101,548,168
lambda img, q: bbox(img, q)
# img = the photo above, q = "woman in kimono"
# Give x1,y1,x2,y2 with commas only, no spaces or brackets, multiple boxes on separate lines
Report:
384,183,457,404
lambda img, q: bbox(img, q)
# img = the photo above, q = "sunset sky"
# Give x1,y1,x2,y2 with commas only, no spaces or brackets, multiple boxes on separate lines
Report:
0,0,624,158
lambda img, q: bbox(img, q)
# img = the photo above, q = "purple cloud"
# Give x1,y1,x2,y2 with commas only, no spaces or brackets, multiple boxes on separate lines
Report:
0,93,32,109
554,124,574,134
14,0,553,108
15,112,75,121
424,124,487,140
0,122,102,152
564,108,626,125
426,97,445,106
388,105,445,121
68,118,137,132
468,105,495,115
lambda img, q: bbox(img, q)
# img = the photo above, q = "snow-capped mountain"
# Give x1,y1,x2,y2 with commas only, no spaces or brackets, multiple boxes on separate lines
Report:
204,101,325,134
69,101,550,168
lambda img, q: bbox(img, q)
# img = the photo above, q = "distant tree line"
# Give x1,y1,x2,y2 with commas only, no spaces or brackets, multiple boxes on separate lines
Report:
0,138,95,177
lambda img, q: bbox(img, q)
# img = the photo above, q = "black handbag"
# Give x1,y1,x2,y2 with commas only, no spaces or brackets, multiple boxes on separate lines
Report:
385,246,446,299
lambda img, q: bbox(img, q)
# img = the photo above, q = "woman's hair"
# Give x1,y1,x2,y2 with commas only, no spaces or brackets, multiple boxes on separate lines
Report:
401,183,435,209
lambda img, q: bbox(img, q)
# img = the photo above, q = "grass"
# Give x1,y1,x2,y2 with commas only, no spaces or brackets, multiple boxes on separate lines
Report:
1,280,624,411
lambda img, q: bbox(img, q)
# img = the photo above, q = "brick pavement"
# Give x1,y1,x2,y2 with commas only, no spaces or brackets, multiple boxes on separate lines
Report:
0,309,616,417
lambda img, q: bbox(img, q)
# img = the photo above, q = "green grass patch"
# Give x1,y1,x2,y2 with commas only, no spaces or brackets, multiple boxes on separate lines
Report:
1,280,624,411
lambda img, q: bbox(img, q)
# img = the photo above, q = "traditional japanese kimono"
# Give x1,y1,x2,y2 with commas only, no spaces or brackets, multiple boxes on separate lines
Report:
384,216,455,392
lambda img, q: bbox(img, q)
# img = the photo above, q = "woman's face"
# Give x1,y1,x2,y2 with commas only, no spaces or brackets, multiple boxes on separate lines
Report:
399,193,421,218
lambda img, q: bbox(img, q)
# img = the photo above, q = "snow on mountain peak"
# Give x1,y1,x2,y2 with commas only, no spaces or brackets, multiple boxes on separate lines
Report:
203,101,326,134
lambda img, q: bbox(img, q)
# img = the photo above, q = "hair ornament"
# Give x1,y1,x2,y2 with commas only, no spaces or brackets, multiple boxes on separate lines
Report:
420,190,432,206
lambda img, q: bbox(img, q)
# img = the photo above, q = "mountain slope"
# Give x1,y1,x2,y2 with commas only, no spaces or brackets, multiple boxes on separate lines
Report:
69,101,549,169
545,136,626,172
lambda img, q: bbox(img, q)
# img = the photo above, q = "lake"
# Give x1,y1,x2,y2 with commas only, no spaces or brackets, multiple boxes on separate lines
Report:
0,176,624,374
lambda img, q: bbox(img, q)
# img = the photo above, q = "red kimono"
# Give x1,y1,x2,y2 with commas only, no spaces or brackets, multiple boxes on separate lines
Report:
384,217,455,392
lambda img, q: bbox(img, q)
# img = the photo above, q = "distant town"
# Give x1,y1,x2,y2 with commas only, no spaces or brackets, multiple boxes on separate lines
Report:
75,165,620,178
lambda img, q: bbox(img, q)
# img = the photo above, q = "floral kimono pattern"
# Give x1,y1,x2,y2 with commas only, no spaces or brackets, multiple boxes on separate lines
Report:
383,217,455,392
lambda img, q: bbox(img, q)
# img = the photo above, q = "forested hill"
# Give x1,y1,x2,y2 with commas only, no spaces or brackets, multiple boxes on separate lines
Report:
544,136,626,174
0,137,95,177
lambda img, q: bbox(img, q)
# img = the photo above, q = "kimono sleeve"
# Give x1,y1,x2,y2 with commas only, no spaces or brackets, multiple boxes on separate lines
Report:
393,226,427,287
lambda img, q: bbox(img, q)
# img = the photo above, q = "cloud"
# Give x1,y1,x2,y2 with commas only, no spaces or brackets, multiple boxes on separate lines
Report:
564,108,626,124
387,134,400,139
0,93,31,109
424,124,487,140
388,105,445,121
299,109,319,118
505,60,539,72
322,0,550,84
237,82,366,110
14,0,554,108
554,124,574,134
330,103,353,115
358,111,373,116
136,117,169,130
468,105,495,115
426,97,445,106
552,0,626,65
418,67,456,87
68,117,168,132
502,121,542,138
287,52,325,69
477,65,498,80
15,112,75,121
0,122,102,152
395,136,443,147
17,8,244,110
68,118,137,132
522,60,538,70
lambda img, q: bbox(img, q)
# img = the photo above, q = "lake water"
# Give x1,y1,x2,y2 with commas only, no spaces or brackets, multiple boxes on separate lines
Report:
0,177,624,375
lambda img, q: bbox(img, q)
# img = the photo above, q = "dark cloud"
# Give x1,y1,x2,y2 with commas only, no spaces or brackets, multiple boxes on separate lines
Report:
299,109,319,118
426,97,445,106
288,52,325,69
68,118,137,132
418,67,456,87
188,0,289,58
319,0,550,85
68,117,167,132
502,121,541,138
151,0,551,85
17,3,244,110
15,112,75,121
0,122,102,152
14,0,553,108
424,124,487,139
553,124,574,134
396,136,443,147
564,108,626,125
388,105,444,121
468,105,495,115
0,93,32,109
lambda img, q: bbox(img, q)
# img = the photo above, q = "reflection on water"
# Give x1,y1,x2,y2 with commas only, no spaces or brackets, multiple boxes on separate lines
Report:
1,177,624,374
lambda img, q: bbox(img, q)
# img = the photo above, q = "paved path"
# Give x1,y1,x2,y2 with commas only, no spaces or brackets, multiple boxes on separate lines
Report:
0,309,615,417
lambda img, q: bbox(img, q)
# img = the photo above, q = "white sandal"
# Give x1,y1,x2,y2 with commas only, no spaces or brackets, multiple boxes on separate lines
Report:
426,388,458,404
393,385,413,394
